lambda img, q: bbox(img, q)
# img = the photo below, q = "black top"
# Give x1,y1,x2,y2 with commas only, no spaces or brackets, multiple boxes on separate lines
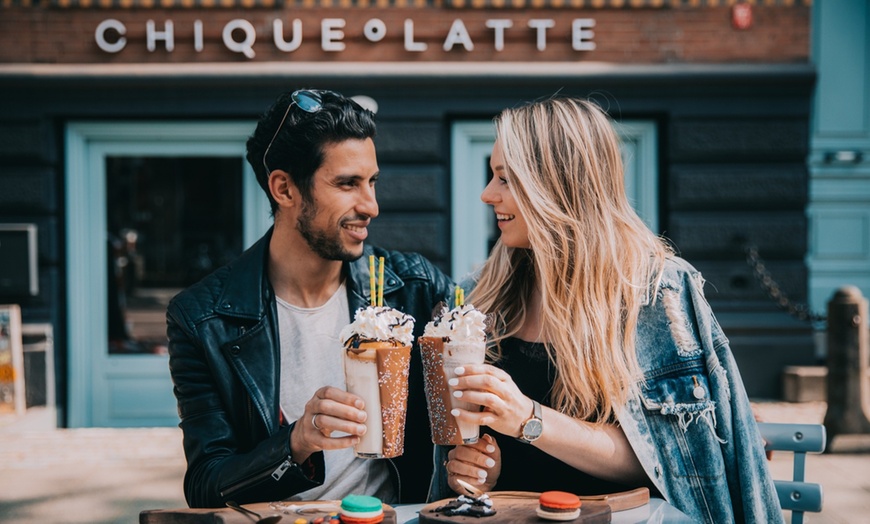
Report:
486,337,630,495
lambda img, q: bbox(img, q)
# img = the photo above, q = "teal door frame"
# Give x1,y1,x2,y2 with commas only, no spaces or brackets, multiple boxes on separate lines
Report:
65,121,268,427
807,1,870,315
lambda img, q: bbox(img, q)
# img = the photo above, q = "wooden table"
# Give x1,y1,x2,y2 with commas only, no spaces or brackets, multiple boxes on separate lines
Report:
140,501,397,523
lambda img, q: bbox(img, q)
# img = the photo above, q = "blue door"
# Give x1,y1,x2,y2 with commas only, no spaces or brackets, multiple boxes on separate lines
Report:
65,122,270,427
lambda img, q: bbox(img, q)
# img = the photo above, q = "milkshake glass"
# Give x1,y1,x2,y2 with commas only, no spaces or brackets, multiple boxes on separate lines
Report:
340,306,415,459
420,304,488,445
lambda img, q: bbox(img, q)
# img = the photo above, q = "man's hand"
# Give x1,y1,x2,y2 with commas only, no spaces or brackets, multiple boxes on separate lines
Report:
290,386,368,464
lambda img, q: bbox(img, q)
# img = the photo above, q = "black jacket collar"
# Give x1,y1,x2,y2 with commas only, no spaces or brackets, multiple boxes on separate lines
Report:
216,226,405,319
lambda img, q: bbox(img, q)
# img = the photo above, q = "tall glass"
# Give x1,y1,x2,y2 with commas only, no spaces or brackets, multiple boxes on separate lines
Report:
420,336,486,445
344,340,411,458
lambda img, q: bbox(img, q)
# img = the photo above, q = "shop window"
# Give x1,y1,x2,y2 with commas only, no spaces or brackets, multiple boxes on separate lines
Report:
105,156,243,355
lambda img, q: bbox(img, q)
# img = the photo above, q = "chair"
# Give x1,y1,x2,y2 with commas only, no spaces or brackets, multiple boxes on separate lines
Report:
757,422,826,524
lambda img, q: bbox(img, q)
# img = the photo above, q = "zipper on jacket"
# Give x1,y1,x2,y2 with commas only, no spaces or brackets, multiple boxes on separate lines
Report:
270,457,294,481
220,455,294,498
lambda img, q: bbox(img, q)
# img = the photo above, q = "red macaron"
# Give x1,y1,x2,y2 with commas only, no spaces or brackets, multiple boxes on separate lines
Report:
536,491,582,521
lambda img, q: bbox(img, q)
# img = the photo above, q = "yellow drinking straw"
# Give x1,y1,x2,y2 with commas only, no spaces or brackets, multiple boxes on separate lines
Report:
377,256,385,306
454,285,465,307
369,255,376,306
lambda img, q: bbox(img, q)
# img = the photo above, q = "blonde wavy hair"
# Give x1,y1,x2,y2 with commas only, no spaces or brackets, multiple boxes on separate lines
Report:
470,97,672,423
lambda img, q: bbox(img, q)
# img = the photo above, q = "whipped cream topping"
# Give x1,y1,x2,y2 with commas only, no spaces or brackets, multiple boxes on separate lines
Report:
340,306,416,346
423,304,487,342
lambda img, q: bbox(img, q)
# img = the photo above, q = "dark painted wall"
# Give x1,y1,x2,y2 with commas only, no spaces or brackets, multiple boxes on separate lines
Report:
0,65,816,422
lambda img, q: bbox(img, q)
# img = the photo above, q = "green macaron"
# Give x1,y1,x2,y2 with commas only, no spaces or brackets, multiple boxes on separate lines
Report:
340,494,383,515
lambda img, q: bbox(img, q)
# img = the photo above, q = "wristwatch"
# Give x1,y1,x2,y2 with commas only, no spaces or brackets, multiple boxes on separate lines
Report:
517,400,543,444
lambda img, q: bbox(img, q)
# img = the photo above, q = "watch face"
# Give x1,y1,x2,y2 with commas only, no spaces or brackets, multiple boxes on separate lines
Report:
523,419,543,441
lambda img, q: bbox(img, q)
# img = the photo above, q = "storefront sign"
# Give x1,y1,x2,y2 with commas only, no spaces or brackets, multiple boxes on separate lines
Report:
95,17,596,58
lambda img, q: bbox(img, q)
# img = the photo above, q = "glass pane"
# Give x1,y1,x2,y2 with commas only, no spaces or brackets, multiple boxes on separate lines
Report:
106,156,243,355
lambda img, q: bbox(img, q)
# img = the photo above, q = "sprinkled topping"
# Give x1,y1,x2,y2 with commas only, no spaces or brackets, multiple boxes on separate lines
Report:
340,306,415,346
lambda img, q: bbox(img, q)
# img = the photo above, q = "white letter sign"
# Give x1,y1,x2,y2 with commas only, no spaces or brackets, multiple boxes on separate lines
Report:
528,19,555,51
93,16,600,58
223,19,256,58
146,20,175,52
404,19,427,52
364,18,387,42
572,19,595,51
443,19,473,51
194,20,203,52
486,19,513,52
274,19,302,52
95,19,126,53
322,18,346,51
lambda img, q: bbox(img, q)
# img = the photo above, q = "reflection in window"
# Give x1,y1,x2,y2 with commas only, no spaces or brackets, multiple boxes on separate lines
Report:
106,156,243,355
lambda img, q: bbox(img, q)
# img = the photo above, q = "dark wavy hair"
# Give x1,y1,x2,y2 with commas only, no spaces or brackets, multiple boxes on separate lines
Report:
246,89,376,215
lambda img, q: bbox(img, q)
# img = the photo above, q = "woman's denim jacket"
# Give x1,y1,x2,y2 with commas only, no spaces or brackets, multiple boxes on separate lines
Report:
429,256,784,524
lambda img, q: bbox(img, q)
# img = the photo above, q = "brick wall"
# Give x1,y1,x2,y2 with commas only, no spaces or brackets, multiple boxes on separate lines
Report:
0,5,809,64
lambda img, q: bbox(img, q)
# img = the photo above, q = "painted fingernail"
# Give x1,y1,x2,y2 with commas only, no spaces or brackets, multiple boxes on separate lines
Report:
451,409,461,417
448,378,459,386
477,477,486,484
477,470,487,479
486,445,496,453
453,390,463,398
455,367,465,375
485,458,495,467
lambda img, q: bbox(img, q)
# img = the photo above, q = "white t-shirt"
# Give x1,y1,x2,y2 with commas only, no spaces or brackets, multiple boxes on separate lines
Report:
276,283,394,502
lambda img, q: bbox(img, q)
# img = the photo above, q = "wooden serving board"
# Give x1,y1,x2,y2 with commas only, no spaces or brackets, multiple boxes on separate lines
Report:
140,501,398,524
419,494,610,524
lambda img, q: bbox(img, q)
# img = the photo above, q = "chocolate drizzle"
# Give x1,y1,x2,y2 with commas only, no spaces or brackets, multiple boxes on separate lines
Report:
432,494,496,518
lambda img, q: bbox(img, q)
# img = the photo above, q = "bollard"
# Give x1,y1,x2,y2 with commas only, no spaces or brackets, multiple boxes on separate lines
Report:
823,286,870,444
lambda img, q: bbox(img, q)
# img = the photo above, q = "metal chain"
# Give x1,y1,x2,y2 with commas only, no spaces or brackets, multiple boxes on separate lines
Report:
744,245,826,324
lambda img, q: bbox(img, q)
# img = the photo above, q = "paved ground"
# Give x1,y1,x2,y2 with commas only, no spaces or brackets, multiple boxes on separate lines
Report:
1,402,869,523
0,408,185,523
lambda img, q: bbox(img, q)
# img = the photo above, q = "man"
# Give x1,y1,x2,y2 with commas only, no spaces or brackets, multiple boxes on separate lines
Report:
167,89,454,508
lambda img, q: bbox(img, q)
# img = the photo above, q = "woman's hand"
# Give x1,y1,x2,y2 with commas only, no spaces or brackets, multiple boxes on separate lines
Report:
445,434,501,495
449,364,535,439
448,366,649,486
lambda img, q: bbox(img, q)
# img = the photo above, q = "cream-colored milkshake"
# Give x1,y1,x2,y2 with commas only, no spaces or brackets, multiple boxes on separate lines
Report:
420,303,487,445
340,306,415,459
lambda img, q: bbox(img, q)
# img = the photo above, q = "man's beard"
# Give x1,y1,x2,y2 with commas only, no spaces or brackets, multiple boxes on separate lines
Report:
297,198,364,262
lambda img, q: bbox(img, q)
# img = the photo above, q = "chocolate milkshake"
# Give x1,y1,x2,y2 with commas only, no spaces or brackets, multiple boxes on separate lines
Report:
420,303,488,445
340,305,415,458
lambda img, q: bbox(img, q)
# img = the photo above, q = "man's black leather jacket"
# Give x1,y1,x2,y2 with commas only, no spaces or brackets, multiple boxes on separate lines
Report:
167,228,454,508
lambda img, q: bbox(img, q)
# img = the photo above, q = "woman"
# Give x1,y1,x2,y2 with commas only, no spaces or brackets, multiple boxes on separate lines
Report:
431,97,783,523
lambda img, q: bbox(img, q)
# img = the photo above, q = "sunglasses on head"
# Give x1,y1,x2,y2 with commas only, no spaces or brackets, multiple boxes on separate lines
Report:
262,89,327,175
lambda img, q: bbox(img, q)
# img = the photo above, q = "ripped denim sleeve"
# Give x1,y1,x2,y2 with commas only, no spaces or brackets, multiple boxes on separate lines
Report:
660,283,703,359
